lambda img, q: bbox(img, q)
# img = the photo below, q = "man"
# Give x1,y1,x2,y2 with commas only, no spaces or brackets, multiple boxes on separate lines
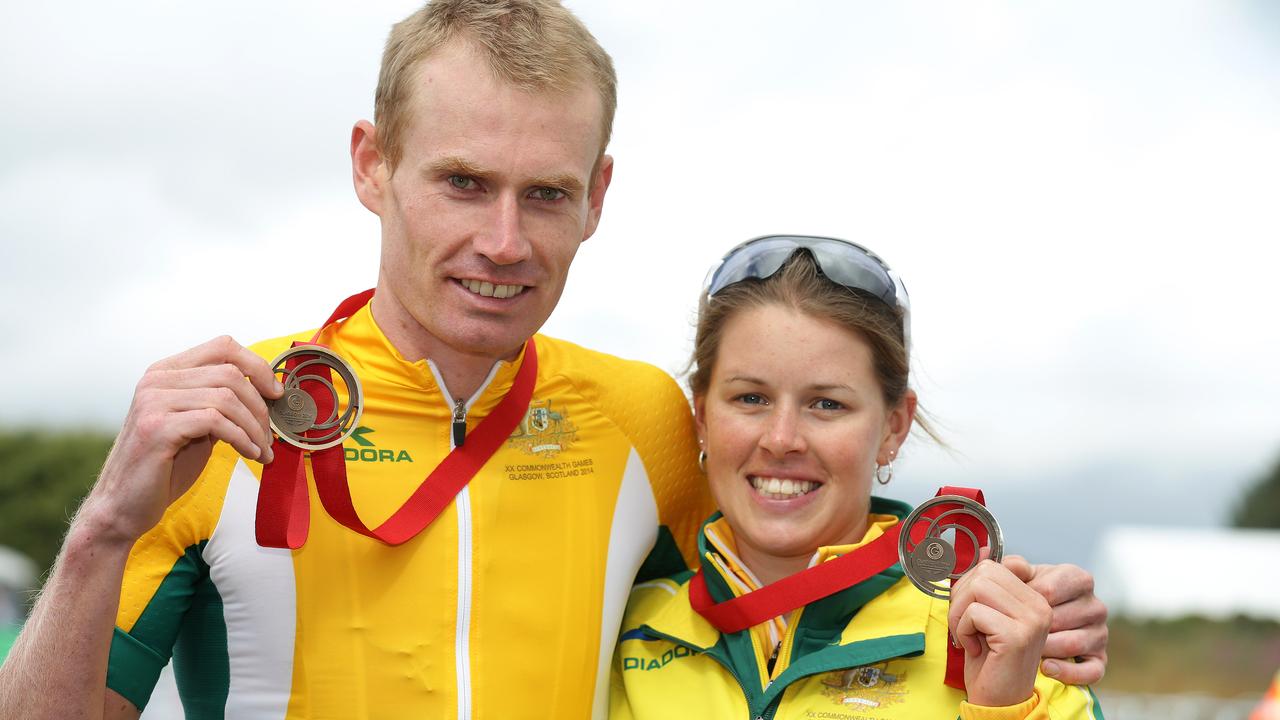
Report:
0,2,1107,718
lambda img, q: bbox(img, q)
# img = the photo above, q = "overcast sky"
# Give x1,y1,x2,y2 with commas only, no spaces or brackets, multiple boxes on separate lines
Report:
2,1,1277,566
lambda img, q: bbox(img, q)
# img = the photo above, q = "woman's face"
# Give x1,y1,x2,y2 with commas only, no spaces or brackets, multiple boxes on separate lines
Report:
695,303,914,570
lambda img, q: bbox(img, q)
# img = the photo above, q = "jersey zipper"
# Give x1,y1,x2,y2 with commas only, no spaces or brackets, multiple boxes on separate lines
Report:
452,398,467,447
427,359,506,720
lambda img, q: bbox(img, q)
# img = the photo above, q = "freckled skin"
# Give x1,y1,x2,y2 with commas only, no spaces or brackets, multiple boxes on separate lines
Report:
693,304,912,585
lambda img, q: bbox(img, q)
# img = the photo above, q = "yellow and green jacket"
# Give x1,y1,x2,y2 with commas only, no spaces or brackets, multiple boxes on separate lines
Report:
106,302,715,719
610,498,1104,720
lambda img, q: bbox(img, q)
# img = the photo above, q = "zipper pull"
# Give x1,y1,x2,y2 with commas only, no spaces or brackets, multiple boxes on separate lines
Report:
452,399,466,447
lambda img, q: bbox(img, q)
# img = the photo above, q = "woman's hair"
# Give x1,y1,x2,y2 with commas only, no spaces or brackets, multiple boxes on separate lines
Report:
690,250,938,439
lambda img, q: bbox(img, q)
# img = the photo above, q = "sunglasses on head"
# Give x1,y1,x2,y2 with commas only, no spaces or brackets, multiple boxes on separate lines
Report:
704,234,911,349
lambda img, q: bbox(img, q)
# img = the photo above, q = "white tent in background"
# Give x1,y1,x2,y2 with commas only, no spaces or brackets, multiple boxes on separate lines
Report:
0,545,35,627
1094,526,1280,620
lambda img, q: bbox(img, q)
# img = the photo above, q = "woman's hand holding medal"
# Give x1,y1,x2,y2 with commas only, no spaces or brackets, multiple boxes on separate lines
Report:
948,554,1054,707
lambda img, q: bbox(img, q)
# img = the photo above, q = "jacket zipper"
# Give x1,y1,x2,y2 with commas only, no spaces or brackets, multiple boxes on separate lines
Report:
427,359,505,720
452,398,467,447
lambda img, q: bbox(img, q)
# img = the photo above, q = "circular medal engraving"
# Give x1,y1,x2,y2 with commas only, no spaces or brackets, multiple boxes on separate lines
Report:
272,388,318,434
897,495,1004,600
268,344,363,451
908,537,956,583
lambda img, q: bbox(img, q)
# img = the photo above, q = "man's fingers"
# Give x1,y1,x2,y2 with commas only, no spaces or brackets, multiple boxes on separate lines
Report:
1002,555,1034,583
1026,563,1094,607
148,365,275,451
168,408,263,462
148,336,282,400
1042,627,1101,660
1041,654,1106,685
137,336,281,455
1046,594,1108,634
144,388,272,463
231,344,285,400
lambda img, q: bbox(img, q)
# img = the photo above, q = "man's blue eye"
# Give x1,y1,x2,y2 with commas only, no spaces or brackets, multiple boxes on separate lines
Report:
534,187,564,201
449,175,473,189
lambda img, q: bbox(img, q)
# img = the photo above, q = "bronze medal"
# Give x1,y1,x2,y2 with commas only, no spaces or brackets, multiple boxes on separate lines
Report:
268,344,363,451
897,495,1004,600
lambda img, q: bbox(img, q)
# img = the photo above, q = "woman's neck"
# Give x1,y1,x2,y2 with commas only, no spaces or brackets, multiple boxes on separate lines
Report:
734,546,813,588
731,517,870,587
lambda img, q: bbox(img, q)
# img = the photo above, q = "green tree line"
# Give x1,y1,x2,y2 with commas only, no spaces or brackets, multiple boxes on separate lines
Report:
1234,450,1280,528
3,429,1279,585
0,430,114,585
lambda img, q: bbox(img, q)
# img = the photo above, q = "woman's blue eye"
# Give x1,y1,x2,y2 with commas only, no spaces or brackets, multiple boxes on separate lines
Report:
814,398,843,411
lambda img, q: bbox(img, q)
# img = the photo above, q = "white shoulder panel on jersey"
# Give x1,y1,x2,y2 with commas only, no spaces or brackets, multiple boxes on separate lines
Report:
590,448,660,719
205,460,297,718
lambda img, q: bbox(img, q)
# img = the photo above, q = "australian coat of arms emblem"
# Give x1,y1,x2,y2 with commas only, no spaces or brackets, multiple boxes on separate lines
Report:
507,399,578,457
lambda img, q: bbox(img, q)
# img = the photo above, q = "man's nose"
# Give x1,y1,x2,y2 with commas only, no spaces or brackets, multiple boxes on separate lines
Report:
475,193,532,266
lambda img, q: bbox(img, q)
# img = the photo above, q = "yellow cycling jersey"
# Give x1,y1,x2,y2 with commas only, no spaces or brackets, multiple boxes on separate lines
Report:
106,302,715,719
610,500,1104,720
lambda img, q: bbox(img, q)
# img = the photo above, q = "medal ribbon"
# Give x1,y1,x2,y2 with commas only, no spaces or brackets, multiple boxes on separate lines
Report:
688,486,987,690
256,289,539,548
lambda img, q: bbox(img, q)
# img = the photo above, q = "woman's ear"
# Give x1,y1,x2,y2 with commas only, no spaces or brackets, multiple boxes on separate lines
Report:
878,389,917,464
693,393,708,451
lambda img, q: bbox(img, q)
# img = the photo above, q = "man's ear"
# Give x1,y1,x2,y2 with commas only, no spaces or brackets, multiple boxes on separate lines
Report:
351,120,388,216
581,153,614,241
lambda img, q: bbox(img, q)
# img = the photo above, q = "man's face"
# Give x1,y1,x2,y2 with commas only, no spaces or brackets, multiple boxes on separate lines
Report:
363,41,611,364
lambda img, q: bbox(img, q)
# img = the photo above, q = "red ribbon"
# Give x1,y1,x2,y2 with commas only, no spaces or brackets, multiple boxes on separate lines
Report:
689,486,988,690
255,289,539,548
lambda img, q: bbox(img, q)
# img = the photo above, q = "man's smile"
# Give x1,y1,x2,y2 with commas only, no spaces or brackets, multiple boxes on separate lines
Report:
457,278,527,299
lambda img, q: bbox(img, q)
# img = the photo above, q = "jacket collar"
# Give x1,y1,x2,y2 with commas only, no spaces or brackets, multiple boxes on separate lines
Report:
319,300,528,408
640,497,935,714
646,496,931,646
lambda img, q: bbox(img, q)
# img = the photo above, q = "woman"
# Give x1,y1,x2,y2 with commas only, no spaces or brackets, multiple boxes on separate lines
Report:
610,236,1102,719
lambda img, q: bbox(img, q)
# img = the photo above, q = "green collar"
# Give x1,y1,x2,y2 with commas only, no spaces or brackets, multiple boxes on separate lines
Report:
641,497,933,716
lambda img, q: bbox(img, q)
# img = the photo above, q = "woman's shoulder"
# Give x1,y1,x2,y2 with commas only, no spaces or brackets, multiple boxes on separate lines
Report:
618,571,727,652
621,572,694,633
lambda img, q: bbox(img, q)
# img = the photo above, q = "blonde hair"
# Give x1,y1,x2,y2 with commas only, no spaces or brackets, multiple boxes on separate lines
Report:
690,251,941,441
375,0,617,172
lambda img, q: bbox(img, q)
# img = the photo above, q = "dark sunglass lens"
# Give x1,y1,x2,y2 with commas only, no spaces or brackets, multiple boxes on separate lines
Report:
809,242,895,304
709,240,800,295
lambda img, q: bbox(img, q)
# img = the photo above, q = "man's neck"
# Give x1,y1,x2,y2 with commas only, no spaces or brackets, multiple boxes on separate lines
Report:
369,289,515,402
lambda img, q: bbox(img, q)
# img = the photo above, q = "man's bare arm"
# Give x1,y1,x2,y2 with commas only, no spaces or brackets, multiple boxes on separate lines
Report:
105,689,142,720
0,337,280,720
0,513,135,720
